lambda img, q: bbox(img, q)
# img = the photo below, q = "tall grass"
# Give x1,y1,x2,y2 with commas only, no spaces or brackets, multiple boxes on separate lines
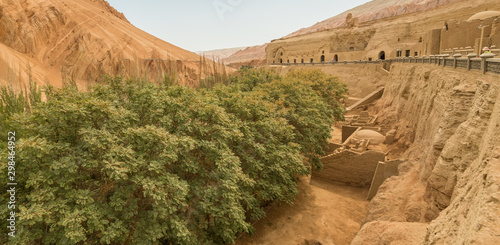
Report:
0,62,42,144
0,51,231,128
0,53,230,113
111,53,230,89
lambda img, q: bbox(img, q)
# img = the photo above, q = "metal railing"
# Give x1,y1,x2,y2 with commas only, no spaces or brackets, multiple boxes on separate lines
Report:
267,55,500,75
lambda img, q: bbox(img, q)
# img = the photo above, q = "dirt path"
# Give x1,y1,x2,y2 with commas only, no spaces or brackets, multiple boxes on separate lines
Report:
236,178,369,245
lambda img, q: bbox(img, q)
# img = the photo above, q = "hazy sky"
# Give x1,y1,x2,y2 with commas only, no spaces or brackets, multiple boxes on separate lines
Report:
106,0,372,52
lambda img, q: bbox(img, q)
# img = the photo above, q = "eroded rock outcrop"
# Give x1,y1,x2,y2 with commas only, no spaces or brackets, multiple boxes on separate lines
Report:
356,63,500,244
351,221,428,245
285,0,460,38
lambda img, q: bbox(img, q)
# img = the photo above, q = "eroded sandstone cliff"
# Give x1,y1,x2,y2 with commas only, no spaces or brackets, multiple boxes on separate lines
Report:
353,63,500,244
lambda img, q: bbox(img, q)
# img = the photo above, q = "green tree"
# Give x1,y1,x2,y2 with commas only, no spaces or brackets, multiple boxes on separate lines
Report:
285,69,348,121
0,68,347,244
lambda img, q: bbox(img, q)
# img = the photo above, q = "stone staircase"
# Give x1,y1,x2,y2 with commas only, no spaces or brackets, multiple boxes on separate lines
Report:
346,87,385,111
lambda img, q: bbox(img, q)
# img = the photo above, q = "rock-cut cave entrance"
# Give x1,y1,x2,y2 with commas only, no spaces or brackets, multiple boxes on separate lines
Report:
378,51,385,60
321,55,325,62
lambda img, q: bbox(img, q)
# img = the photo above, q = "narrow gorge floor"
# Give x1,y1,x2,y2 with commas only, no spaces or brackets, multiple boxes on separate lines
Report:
236,179,369,245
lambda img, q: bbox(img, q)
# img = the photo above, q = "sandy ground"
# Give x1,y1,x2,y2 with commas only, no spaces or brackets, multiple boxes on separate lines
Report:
329,126,343,144
236,178,369,245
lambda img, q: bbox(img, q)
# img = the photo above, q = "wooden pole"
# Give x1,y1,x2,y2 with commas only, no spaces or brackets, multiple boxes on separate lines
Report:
479,25,486,54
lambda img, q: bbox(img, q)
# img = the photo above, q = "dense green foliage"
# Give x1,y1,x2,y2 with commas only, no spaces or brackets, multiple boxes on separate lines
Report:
0,68,347,244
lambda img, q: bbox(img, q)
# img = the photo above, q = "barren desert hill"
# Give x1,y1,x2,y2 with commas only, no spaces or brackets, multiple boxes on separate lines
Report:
196,47,247,62
0,0,228,89
198,44,267,68
223,0,463,67
222,43,267,68
284,0,461,38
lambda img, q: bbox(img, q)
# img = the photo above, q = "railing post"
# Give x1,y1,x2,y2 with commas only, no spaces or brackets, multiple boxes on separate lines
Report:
453,53,462,68
442,54,450,66
467,53,476,70
480,53,496,74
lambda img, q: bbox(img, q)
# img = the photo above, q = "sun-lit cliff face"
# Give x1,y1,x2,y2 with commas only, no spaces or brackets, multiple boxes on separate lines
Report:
285,0,461,38
350,63,500,244
0,0,229,88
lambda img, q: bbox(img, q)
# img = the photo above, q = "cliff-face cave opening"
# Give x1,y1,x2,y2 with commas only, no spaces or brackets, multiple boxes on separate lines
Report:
379,51,385,60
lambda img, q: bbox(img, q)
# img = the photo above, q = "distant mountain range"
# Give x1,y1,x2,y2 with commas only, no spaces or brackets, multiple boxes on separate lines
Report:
196,47,247,62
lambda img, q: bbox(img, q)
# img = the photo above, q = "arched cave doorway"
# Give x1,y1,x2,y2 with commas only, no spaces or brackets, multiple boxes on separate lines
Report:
378,51,386,60
280,58,283,63
334,54,338,62
321,55,325,62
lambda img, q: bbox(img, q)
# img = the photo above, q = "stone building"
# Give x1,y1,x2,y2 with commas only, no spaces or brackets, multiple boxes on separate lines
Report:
433,11,500,56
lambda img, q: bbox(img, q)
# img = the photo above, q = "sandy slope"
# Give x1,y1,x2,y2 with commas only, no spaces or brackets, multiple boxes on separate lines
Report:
0,0,229,89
